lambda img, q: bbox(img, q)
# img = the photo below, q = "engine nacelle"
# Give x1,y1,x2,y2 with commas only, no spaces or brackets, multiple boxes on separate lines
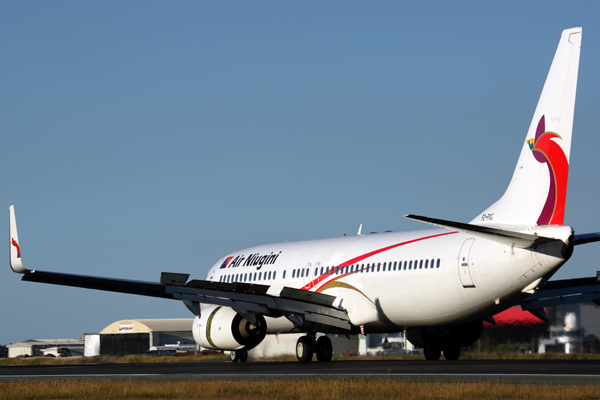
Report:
192,305,267,351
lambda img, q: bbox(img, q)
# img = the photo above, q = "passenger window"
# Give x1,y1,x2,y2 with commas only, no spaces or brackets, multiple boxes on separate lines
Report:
425,260,428,269
377,263,381,272
253,272,257,281
292,270,296,278
268,271,272,280
315,267,318,276
273,271,277,280
320,267,324,276
283,270,286,279
258,272,262,280
393,262,397,271
437,259,441,268
306,268,309,276
301,269,304,278
419,260,423,269
408,261,412,270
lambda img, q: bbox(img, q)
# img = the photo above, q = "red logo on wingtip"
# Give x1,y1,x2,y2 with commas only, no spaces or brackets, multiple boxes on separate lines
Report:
11,238,20,258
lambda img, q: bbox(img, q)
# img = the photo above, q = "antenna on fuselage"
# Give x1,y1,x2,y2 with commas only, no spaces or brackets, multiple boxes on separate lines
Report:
357,224,363,236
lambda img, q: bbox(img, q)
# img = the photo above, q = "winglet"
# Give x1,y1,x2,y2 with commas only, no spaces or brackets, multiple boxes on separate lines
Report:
9,206,28,274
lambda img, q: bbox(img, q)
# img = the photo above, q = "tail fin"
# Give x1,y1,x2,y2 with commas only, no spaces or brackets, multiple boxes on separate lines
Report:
472,27,582,226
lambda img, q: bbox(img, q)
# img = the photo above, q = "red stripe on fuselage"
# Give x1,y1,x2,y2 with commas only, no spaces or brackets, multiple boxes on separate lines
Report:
302,231,457,291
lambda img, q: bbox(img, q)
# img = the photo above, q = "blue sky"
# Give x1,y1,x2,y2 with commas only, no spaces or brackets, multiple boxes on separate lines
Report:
2,1,600,344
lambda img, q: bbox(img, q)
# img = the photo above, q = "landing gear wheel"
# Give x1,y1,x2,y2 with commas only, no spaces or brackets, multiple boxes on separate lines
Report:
424,340,441,361
316,336,333,362
230,349,248,362
296,336,314,363
443,346,460,360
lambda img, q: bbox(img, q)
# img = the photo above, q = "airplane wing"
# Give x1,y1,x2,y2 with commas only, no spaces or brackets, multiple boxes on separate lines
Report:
9,206,351,332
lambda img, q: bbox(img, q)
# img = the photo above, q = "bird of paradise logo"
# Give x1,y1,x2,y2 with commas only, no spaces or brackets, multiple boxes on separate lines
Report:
219,256,233,269
527,115,569,225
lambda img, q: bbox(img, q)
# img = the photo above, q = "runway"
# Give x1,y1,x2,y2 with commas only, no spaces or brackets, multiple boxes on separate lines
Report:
2,359,600,384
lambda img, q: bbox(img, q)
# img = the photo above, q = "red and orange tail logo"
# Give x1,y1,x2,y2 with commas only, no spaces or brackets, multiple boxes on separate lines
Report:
528,115,569,225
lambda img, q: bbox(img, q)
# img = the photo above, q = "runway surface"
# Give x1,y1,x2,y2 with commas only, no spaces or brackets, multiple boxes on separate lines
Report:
2,359,600,384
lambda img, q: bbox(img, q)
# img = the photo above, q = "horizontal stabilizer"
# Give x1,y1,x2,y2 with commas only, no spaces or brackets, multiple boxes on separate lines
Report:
404,214,559,249
574,232,600,246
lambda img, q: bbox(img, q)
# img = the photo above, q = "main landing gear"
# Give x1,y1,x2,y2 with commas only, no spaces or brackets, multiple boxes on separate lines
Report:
230,348,248,362
296,335,333,363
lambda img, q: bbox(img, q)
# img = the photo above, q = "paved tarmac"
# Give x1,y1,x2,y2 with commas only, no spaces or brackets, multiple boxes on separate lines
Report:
2,359,600,384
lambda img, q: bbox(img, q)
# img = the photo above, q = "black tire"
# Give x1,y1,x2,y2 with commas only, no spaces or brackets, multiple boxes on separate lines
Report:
424,340,441,361
296,336,314,363
230,350,240,362
443,346,460,360
316,336,333,362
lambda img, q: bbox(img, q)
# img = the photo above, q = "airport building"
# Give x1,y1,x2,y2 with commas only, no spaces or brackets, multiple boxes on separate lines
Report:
6,339,84,358
86,318,196,356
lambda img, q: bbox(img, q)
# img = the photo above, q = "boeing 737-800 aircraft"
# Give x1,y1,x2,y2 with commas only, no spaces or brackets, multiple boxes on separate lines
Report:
10,27,600,362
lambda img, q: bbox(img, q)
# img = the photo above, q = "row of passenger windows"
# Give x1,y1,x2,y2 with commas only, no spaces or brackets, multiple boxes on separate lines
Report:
303,259,441,278
218,259,441,284
219,270,277,283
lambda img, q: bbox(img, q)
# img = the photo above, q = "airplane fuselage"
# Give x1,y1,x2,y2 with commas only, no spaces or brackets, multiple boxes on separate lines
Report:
206,225,572,334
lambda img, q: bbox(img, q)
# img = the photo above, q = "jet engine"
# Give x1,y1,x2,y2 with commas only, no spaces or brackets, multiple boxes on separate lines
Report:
192,305,267,350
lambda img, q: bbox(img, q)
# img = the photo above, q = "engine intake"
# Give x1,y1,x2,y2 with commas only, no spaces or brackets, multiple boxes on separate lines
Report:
192,305,267,350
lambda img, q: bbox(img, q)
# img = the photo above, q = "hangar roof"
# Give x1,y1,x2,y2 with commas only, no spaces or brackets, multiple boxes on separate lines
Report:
100,319,194,334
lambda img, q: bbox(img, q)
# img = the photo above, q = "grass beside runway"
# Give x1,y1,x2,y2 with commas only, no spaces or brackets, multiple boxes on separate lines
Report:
0,378,599,399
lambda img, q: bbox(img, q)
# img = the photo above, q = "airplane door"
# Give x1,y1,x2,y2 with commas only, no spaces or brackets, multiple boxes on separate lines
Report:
304,263,312,287
308,262,320,289
458,239,475,287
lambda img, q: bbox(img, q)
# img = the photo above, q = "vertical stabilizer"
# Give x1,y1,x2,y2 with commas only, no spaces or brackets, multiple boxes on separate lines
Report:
472,28,581,226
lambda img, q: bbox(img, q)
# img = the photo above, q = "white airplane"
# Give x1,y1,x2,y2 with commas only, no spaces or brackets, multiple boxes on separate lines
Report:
10,27,600,363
